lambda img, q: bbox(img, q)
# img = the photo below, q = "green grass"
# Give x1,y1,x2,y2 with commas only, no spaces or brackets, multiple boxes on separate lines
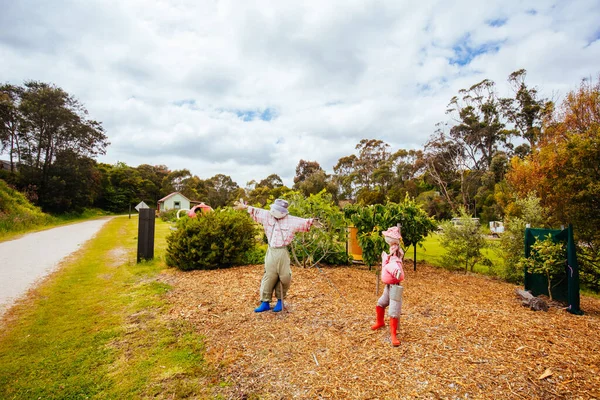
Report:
0,216,220,399
405,232,503,274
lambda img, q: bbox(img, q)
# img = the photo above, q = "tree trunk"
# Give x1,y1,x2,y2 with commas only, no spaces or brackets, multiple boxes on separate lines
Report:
413,245,417,271
546,272,553,301
9,128,15,172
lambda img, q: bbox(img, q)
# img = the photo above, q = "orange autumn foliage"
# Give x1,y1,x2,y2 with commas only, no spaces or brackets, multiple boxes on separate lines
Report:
507,75,600,239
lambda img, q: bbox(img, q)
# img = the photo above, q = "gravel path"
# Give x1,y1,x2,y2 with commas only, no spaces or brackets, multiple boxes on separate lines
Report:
0,218,113,316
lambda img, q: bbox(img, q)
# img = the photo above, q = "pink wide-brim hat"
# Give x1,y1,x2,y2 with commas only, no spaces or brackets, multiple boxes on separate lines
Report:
382,226,402,240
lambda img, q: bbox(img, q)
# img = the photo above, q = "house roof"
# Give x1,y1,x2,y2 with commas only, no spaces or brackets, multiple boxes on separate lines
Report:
157,192,191,203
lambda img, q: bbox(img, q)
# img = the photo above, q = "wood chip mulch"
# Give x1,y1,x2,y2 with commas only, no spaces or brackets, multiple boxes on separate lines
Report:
161,263,600,399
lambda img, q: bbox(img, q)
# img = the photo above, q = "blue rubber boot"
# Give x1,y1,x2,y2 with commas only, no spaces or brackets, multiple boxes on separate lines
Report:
254,301,270,313
272,299,283,312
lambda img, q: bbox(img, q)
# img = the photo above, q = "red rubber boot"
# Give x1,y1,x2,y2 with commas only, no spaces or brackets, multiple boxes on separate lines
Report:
371,306,385,330
390,317,401,346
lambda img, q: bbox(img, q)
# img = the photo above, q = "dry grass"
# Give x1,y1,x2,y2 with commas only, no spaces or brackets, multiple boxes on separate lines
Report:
162,263,600,400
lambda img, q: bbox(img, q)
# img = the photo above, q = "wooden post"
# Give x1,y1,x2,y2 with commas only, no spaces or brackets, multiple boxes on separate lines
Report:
137,208,155,263
414,245,417,271
345,227,349,265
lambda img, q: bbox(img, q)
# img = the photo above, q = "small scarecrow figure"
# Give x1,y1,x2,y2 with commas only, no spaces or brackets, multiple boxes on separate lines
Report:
371,226,405,346
235,198,318,313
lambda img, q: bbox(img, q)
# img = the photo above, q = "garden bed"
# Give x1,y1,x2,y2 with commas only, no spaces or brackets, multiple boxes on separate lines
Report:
162,263,600,399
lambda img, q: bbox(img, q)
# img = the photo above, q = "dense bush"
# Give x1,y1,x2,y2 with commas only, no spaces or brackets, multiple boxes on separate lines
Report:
240,244,267,265
165,209,260,270
283,191,349,267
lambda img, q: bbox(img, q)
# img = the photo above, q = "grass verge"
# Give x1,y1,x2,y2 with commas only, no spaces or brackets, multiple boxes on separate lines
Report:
0,216,220,399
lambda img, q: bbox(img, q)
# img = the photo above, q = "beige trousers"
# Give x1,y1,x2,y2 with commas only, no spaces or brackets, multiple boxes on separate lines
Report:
260,247,292,302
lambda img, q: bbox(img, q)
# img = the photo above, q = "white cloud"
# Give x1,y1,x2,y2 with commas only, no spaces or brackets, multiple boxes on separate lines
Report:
1,0,599,187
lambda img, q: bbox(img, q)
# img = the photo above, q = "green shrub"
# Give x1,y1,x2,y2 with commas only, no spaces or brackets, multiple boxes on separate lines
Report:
518,234,566,301
159,209,178,222
240,245,267,265
439,207,487,272
499,194,547,283
165,209,259,270
283,191,350,267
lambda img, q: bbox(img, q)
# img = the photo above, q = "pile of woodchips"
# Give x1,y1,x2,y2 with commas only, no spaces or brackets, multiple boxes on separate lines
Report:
162,263,600,399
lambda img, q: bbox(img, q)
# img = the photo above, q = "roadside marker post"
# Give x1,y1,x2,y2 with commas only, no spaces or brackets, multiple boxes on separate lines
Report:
137,208,155,263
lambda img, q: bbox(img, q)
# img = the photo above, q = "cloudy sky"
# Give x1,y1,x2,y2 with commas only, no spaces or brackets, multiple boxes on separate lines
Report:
1,0,599,187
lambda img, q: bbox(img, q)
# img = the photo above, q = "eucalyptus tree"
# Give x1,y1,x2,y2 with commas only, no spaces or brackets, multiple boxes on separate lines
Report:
333,139,391,203
258,173,284,189
0,84,24,171
2,81,108,210
18,82,108,183
333,154,359,201
136,164,170,203
445,78,511,171
205,173,242,208
500,69,553,153
374,149,424,203
293,160,337,198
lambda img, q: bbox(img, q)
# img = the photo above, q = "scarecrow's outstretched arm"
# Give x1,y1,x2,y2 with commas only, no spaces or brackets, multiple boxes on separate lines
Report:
233,198,248,210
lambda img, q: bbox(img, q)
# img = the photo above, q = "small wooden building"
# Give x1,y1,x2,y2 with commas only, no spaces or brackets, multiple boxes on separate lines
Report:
157,192,191,212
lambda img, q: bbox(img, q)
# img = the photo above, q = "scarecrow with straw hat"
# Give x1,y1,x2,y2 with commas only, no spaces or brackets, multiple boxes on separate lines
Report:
371,226,405,346
235,198,320,313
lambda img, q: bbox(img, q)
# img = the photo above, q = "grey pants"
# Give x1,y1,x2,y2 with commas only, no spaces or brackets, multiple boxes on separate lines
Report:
260,247,292,302
377,284,403,318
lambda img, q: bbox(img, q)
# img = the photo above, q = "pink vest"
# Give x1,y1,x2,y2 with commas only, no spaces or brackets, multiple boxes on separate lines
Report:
381,252,405,284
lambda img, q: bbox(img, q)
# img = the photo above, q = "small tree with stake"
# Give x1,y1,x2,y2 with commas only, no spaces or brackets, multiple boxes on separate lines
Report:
344,196,436,270
393,195,438,271
439,207,487,273
518,234,566,301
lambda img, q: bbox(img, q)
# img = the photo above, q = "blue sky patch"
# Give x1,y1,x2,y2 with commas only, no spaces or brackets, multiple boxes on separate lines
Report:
526,9,537,15
586,29,600,47
173,99,196,107
417,83,432,93
233,107,277,122
487,18,508,27
450,34,504,66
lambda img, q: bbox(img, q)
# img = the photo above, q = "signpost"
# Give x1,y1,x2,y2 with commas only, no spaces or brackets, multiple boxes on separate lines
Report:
137,207,155,263
135,201,149,212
